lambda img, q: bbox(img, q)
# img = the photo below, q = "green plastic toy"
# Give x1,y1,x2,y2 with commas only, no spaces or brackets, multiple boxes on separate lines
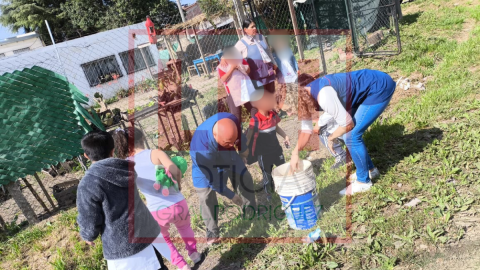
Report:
154,156,188,196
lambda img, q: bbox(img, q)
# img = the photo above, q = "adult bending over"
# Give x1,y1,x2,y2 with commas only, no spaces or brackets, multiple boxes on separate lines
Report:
190,113,257,243
290,69,396,195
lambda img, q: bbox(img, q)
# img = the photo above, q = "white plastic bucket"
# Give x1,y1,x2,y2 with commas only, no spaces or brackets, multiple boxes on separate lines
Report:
272,160,321,230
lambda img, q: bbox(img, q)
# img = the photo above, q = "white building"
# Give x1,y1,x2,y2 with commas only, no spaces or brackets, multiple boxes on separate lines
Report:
0,23,161,105
0,32,45,58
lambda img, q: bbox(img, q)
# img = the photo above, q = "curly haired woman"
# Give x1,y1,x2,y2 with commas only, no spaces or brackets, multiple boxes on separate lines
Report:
290,69,396,195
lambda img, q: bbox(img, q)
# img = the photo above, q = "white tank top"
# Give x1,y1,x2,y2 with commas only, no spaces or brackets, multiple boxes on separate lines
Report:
131,150,185,212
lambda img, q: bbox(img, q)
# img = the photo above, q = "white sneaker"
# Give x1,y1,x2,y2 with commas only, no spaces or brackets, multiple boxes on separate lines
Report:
348,167,380,181
339,180,373,196
189,251,202,264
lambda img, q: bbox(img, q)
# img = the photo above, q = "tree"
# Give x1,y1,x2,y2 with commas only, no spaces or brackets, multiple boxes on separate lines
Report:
197,0,233,31
0,0,183,43
0,0,75,44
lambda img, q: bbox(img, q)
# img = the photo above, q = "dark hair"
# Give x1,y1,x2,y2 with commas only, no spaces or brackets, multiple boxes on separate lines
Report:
242,19,254,29
111,126,146,159
81,131,115,161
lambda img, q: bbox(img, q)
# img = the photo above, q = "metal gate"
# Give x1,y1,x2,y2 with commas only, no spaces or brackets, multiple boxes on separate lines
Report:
346,0,402,56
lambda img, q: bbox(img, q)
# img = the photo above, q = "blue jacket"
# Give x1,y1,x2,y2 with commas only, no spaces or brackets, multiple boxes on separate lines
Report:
190,113,247,199
308,69,396,110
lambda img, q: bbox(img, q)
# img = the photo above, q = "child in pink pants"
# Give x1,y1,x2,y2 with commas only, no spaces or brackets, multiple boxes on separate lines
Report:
113,127,201,270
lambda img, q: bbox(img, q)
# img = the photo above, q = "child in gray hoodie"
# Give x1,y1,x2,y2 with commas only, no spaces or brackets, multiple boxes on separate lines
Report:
77,130,171,270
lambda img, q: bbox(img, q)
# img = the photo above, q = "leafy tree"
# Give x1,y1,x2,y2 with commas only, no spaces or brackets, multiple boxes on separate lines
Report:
0,0,75,43
0,0,183,43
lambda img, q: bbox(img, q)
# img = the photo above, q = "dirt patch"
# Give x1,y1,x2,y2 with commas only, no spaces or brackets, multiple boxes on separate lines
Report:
456,19,476,43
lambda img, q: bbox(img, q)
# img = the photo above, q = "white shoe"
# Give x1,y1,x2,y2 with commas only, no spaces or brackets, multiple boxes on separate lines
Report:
339,180,373,196
348,167,380,181
189,251,202,264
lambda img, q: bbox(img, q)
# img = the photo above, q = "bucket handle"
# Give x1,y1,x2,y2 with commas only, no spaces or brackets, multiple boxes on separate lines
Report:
281,194,297,211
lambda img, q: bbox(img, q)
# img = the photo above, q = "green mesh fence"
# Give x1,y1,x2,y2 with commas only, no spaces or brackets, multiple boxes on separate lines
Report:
0,66,103,186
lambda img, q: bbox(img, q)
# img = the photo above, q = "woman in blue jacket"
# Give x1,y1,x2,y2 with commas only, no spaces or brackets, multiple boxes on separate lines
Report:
290,69,396,195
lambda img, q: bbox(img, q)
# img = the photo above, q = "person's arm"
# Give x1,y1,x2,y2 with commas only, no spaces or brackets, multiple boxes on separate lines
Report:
219,66,237,84
289,120,314,174
152,149,182,190
318,86,355,153
276,126,290,147
76,183,104,245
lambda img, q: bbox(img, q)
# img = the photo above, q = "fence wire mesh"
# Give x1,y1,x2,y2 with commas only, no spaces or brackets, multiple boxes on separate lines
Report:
0,0,400,226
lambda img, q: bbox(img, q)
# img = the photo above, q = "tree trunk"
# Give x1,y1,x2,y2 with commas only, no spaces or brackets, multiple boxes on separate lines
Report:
6,181,39,225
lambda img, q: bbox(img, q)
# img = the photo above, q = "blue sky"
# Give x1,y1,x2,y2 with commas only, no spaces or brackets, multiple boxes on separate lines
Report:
0,0,196,40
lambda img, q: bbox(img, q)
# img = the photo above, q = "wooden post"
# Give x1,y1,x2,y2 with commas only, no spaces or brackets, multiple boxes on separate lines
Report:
192,27,210,76
0,214,6,230
6,181,39,225
33,173,56,209
22,178,50,214
287,0,304,61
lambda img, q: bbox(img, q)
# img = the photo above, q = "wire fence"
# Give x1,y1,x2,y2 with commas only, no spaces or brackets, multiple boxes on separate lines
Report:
0,0,401,226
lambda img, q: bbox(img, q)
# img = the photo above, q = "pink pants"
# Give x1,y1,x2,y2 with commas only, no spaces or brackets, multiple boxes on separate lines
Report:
151,199,197,268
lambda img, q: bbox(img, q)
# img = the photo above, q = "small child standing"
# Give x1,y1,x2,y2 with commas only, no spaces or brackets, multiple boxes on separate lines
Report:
243,90,290,200
217,45,255,122
271,35,299,116
112,127,201,270
77,131,171,270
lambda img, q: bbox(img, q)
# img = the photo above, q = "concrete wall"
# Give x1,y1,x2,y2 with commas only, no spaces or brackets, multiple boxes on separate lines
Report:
0,34,44,57
0,23,160,105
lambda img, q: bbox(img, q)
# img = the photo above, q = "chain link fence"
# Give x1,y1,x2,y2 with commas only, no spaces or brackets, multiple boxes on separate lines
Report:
0,0,400,227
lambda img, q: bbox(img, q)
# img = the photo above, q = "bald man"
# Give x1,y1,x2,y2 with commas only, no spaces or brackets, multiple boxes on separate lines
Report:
190,112,257,243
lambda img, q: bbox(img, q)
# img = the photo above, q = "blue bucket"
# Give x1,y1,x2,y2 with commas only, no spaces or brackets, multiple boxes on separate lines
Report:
280,189,321,230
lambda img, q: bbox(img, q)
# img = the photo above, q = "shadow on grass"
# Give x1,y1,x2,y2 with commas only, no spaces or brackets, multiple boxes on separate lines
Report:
365,123,443,176
400,11,423,26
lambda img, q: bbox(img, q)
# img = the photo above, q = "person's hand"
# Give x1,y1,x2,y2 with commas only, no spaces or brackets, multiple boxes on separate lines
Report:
313,125,321,135
240,149,249,164
232,195,243,206
273,64,278,70
284,136,291,148
220,57,228,68
85,241,95,247
166,164,182,191
327,137,337,155
289,154,299,175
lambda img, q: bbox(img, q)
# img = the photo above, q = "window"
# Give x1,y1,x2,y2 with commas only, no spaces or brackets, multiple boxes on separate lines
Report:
118,47,156,74
81,55,123,87
13,47,30,54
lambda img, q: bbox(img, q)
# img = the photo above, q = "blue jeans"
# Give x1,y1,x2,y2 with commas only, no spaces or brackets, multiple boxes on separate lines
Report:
342,98,392,183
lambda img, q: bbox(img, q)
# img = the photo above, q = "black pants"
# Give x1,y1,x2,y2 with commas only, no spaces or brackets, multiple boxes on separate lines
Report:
257,153,285,196
194,169,257,236
154,246,169,270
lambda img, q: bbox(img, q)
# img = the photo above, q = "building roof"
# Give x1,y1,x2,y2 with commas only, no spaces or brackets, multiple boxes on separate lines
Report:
0,32,40,46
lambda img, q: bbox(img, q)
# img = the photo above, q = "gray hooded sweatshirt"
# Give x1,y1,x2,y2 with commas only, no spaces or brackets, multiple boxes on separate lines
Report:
76,158,161,260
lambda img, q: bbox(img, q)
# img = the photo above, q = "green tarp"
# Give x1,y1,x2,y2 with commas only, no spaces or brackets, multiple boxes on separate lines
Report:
0,66,103,185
